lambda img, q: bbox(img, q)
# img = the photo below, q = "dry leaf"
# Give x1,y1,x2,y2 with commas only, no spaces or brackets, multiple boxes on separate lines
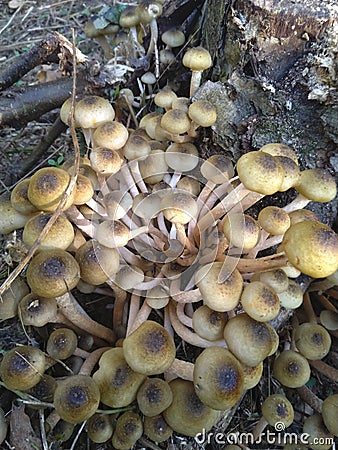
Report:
10,404,42,450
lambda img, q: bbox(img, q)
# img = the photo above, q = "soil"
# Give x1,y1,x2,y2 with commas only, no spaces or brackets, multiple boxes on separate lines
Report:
0,1,337,450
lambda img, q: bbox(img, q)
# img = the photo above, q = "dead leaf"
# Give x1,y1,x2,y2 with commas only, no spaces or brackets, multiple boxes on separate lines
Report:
10,403,42,450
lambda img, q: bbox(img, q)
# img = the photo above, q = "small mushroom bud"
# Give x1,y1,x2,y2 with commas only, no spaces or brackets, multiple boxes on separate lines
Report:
258,206,291,235
240,281,280,322
87,413,114,443
46,328,78,360
277,278,303,309
53,374,100,423
19,293,58,327
182,46,212,97
0,345,46,390
112,411,143,450
273,349,311,388
137,377,173,417
192,305,227,341
143,414,173,442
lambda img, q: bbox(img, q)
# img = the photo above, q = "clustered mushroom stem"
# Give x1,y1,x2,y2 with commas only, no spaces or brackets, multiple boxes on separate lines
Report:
127,299,152,335
169,277,202,303
189,71,202,97
251,417,269,442
176,302,193,328
126,291,141,336
282,193,311,213
317,293,338,312
308,359,338,382
216,253,288,273
129,160,148,193
120,163,140,197
146,18,159,57
111,284,128,339
55,292,115,343
165,358,194,381
296,385,323,413
302,292,317,323
168,300,226,348
64,205,94,237
78,347,111,376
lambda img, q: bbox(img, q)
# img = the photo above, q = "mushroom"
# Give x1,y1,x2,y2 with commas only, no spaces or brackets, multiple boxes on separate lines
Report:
252,394,294,441
122,320,176,375
53,374,100,423
302,414,334,450
162,378,219,437
22,212,75,251
322,394,338,436
143,414,173,443
182,46,212,97
136,0,163,56
273,349,311,388
92,121,129,151
26,249,80,298
223,313,272,366
281,220,338,278
295,168,337,203
188,100,217,136
87,413,114,443
10,178,38,214
277,278,304,309
136,377,173,417
46,327,85,361
0,345,46,390
242,361,263,390
257,205,291,236
294,322,331,360
92,347,146,408
160,108,191,136
18,293,59,327
73,173,95,205
193,347,244,410
161,28,185,50
192,305,227,341
27,167,76,212
222,212,261,251
154,87,177,111
240,280,280,322
25,373,57,404
119,5,142,54
0,277,30,321
90,147,124,176
111,411,143,450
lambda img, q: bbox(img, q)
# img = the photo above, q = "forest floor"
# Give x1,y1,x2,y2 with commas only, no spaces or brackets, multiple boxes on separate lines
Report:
0,1,337,450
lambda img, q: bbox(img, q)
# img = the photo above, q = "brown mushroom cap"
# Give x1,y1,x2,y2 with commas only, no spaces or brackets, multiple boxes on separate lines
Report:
161,109,191,135
123,133,151,161
188,100,217,128
19,293,57,327
295,168,337,202
242,361,263,390
74,96,115,130
111,411,143,450
223,313,272,366
0,278,30,322
92,121,129,151
277,278,303,309
92,347,146,408
274,156,301,191
259,143,298,164
26,249,80,298
273,349,311,388
161,28,185,47
193,347,244,410
163,379,219,437
195,262,243,312
139,149,168,184
73,174,95,205
0,345,45,390
137,377,173,417
281,220,338,278
123,321,176,375
87,413,114,444
22,212,75,251
240,280,280,322
160,190,198,224
154,88,177,110
192,305,227,341
53,374,100,424
89,147,123,175
295,322,331,360
261,394,294,428
46,328,78,360
11,178,38,214
236,151,284,195
222,213,261,250
258,206,291,235
165,142,199,172
28,167,75,212
200,154,235,184
255,268,289,293
143,414,173,443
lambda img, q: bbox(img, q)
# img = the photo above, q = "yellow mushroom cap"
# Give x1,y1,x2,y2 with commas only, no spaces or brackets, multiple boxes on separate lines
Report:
188,100,217,127
259,143,298,164
261,394,294,428
74,96,115,129
182,46,212,72
282,220,338,278
295,168,337,202
258,206,291,235
92,121,129,151
240,280,280,322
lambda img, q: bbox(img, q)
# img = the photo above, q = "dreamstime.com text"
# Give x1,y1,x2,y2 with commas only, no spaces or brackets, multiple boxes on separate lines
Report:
192,423,335,447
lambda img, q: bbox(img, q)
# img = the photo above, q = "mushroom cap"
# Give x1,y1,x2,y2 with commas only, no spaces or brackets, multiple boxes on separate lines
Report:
74,96,115,129
192,305,227,341
139,149,168,184
0,200,35,234
200,154,234,184
295,168,337,202
320,310,338,331
154,88,177,110
193,347,244,410
288,208,319,225
222,213,261,250
137,377,173,417
87,413,114,443
143,414,173,443
73,173,94,205
25,374,57,404
123,133,151,161
132,192,161,219
261,394,294,428
236,151,284,195
188,100,217,127
123,321,176,375
60,97,80,127
113,264,144,290
0,278,29,321
75,239,119,285
273,349,310,388
46,327,78,360
303,414,334,450
54,375,100,424
277,278,303,309
161,109,191,135
281,220,338,278
274,156,301,191
223,313,272,366
90,147,123,175
11,178,38,214
163,379,219,437
322,394,338,436
119,5,140,28
0,345,45,390
241,280,280,322
254,268,289,293
294,322,331,360
18,293,57,327
111,411,143,450
182,46,212,72
95,219,130,248
160,190,198,224
136,0,162,23
103,190,132,220
195,262,243,312
165,142,199,172
92,348,146,408
23,212,74,251
28,167,75,212
161,28,185,47
258,206,291,235
26,249,80,298
259,143,298,164
92,121,129,151
242,361,263,390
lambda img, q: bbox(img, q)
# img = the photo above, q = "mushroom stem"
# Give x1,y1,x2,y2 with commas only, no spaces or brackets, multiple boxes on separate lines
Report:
176,302,193,328
165,358,194,381
296,385,323,413
126,291,141,336
55,292,115,343
169,278,202,303
127,299,152,335
189,71,203,97
78,347,111,376
302,292,317,323
64,205,94,237
309,359,338,382
216,253,288,273
111,284,128,339
251,417,269,442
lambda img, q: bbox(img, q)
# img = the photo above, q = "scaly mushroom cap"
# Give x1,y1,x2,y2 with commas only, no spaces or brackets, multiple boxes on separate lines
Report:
123,133,151,161
222,213,261,250
192,305,227,341
143,414,173,443
154,88,177,110
193,347,244,410
28,167,75,211
87,413,114,444
273,349,310,388
11,178,38,214
92,348,146,408
294,322,331,360
165,142,199,172
161,109,191,135
242,361,263,390
295,168,337,202
281,220,338,278
18,293,57,327
261,394,294,428
259,143,298,164
188,100,217,127
160,190,198,225
258,206,291,235
195,262,243,312
54,375,100,424
240,280,280,322
200,154,234,184
254,268,289,293
26,249,80,298
0,345,45,390
182,46,212,72
277,278,303,309
92,121,129,151
74,96,115,130
236,151,284,195
46,328,78,360
163,379,219,437
111,411,143,450
89,147,123,175
303,414,334,450
123,321,176,375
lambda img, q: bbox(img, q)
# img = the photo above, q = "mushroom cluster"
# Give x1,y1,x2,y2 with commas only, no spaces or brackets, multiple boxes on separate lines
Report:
0,38,338,449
